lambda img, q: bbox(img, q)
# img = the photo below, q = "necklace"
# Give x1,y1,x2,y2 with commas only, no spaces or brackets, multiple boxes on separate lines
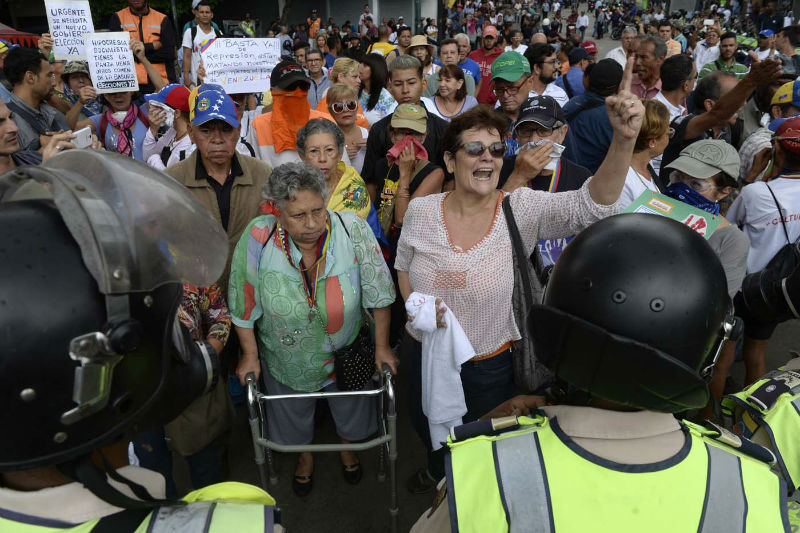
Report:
436,95,462,117
277,221,331,321
632,166,654,190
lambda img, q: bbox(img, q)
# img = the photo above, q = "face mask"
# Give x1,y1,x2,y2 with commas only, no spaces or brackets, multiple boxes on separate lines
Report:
112,111,129,123
665,182,721,215
149,101,175,129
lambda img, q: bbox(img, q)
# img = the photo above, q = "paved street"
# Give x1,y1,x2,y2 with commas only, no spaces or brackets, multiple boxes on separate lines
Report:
179,31,800,533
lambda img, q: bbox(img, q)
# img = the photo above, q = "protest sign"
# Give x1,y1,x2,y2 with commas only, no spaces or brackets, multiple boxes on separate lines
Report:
623,191,723,239
84,32,138,94
45,0,94,60
200,38,281,93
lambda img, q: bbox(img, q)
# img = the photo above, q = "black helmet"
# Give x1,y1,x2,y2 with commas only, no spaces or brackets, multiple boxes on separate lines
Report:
530,214,738,413
0,151,227,473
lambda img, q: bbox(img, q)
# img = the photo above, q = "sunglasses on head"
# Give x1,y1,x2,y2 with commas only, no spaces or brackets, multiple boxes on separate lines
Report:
331,100,358,113
457,141,506,158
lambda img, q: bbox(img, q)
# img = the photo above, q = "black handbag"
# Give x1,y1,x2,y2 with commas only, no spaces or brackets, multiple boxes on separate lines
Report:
741,184,800,322
501,196,555,392
329,212,375,391
332,324,375,391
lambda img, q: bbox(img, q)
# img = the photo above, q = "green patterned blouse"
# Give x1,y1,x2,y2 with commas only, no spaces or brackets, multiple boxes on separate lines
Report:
229,210,395,392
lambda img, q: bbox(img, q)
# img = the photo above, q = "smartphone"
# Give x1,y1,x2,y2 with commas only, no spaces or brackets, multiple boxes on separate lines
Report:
73,126,92,149
703,19,714,27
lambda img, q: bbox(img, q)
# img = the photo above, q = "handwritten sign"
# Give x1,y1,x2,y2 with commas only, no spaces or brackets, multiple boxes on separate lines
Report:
84,32,138,94
45,0,94,60
623,191,723,239
201,38,281,93
537,236,574,267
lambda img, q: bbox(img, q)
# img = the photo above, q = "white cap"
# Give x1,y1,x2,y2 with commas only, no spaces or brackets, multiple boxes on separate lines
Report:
191,0,201,8
543,18,551,25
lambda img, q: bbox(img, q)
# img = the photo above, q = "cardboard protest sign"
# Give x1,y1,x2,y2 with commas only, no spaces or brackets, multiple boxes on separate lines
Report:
45,0,94,60
84,32,138,94
623,191,723,239
200,38,281,93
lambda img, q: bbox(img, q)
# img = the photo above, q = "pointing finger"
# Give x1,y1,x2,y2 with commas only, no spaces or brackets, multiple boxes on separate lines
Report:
619,54,635,95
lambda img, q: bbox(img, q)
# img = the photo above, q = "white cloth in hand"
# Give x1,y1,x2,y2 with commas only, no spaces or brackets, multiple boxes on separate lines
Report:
406,292,476,450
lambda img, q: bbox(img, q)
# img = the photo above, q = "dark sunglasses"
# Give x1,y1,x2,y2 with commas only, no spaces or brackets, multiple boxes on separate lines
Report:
331,99,358,113
457,141,505,158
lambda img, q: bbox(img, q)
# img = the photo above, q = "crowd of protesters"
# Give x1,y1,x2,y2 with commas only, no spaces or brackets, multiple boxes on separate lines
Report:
0,0,798,521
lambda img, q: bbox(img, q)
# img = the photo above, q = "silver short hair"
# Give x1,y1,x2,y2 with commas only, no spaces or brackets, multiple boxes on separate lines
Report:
454,33,470,43
262,162,329,208
622,26,638,37
296,118,345,158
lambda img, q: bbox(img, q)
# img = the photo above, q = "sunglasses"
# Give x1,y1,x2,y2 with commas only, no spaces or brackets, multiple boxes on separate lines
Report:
331,100,358,113
457,141,506,158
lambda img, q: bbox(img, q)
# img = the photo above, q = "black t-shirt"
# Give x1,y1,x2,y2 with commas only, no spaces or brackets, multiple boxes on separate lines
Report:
497,155,591,192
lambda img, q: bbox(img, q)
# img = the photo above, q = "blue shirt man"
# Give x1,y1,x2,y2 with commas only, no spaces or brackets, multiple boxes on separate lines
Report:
555,47,590,99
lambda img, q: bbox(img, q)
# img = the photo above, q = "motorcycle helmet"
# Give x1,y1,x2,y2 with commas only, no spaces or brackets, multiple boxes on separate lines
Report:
530,214,739,412
0,151,228,474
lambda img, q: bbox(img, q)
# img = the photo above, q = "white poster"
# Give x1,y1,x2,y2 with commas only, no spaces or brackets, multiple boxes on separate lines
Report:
201,38,281,93
45,0,94,60
84,32,138,94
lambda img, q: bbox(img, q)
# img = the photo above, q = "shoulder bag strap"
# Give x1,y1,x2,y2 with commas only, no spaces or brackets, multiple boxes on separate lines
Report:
766,183,792,245
502,195,534,307
90,508,152,532
6,100,48,136
562,72,575,99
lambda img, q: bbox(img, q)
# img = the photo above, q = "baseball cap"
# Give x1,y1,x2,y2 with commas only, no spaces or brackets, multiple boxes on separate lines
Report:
665,139,740,182
768,112,800,132
483,25,498,37
191,89,239,128
771,80,800,107
270,59,311,90
588,58,623,97
514,95,566,131
145,83,191,113
774,116,800,154
491,51,531,82
759,29,775,38
61,60,90,82
568,47,589,64
391,104,428,134
580,40,598,56
0,39,19,55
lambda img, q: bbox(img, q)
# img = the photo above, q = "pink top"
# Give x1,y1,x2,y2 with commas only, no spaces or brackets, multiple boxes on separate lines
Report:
395,181,621,356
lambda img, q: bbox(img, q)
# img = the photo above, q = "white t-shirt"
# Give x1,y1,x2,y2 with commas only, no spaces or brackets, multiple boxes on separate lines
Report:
756,48,773,60
619,166,660,208
505,44,528,56
182,26,218,86
651,91,686,175
727,178,800,272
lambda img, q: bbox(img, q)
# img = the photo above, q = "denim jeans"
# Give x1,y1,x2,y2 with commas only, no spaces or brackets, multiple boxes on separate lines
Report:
400,332,515,479
133,428,223,497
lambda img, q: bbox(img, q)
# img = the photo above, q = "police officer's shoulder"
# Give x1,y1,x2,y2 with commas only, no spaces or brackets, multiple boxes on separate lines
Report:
448,412,548,445
682,419,777,466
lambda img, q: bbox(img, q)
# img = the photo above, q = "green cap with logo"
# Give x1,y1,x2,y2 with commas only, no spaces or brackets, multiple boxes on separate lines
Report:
665,139,740,183
391,103,428,134
491,51,531,82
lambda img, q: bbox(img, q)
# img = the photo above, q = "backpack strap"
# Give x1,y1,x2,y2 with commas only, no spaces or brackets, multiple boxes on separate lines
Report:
562,72,575,99
766,183,792,245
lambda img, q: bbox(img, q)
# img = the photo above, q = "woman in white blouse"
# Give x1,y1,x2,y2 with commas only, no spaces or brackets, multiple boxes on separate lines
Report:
395,65,644,492
619,98,670,207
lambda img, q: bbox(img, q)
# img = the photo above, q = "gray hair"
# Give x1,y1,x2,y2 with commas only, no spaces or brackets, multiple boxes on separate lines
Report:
640,34,667,59
622,26,637,37
296,118,345,158
454,33,470,44
261,162,329,207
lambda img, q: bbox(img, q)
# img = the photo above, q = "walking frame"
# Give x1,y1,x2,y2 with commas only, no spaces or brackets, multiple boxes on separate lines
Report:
245,364,398,533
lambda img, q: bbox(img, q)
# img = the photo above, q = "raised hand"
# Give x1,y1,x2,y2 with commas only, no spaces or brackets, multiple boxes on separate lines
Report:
605,55,644,142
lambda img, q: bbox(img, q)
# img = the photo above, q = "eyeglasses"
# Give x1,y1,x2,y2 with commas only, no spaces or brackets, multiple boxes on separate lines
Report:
493,77,529,96
675,172,718,192
542,59,562,66
331,100,358,113
517,125,556,138
454,141,506,158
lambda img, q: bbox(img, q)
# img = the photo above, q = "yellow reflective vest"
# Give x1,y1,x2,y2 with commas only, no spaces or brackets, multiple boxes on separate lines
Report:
446,415,789,532
723,368,800,492
0,481,278,532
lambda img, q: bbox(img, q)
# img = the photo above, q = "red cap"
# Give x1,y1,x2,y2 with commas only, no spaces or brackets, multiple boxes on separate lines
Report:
581,40,598,55
775,116,800,154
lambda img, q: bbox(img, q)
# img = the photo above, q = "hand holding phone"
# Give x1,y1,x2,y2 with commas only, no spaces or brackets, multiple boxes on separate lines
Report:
73,126,92,149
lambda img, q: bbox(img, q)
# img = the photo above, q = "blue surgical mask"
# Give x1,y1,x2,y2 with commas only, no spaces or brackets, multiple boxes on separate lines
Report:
665,182,721,215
